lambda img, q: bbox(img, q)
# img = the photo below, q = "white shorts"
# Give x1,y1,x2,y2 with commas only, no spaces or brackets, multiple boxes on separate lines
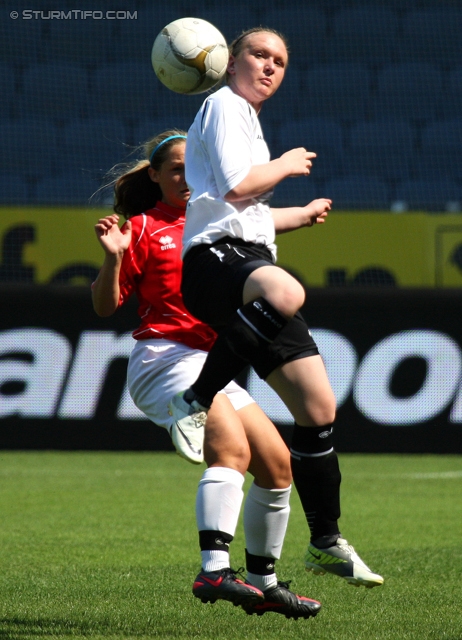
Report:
127,338,254,431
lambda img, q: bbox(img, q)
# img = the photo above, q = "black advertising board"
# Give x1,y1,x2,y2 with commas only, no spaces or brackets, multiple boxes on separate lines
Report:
1,286,461,453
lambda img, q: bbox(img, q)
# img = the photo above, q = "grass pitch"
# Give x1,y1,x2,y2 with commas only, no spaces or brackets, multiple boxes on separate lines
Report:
0,451,461,640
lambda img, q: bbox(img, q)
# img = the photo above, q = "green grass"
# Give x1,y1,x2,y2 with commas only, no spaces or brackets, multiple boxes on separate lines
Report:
0,452,461,640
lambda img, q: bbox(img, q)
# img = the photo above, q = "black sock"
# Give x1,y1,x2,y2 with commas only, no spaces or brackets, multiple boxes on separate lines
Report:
190,298,288,406
290,424,341,544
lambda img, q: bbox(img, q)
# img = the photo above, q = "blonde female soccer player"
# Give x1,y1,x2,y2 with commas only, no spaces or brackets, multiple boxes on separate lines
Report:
169,28,383,591
92,130,322,619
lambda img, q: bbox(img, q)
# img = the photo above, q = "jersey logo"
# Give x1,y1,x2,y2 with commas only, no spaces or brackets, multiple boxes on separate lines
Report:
159,235,176,250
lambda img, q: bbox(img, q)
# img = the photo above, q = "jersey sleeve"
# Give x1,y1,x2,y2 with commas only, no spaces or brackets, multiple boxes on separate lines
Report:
202,91,254,198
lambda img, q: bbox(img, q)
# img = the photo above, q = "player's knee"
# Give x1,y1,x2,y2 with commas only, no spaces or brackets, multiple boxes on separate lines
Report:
305,399,336,426
271,279,305,319
257,449,292,489
205,440,251,473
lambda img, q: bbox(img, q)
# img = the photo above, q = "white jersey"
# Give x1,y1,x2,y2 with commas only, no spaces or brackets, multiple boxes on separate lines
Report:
183,85,277,261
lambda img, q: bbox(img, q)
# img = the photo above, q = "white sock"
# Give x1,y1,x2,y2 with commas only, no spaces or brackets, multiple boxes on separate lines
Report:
201,550,231,573
244,482,291,559
196,467,245,572
246,571,278,592
196,467,245,532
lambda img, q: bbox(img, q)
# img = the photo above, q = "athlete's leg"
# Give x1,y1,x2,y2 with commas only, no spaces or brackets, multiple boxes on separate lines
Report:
185,265,305,408
266,356,383,588
242,265,306,317
235,402,321,616
265,355,336,428
233,403,290,591
266,355,340,544
203,393,250,474
193,393,265,605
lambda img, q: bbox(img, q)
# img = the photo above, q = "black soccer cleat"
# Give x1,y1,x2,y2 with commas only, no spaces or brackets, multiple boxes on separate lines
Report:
242,580,322,620
192,567,264,607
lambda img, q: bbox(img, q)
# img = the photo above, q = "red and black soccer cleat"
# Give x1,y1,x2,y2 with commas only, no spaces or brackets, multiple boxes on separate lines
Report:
193,567,264,607
242,580,322,620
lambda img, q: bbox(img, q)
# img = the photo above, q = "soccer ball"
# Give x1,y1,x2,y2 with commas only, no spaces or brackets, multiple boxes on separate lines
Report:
151,17,229,95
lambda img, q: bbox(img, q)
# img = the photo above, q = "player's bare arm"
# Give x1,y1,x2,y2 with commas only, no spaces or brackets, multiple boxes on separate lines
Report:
92,215,132,317
272,198,332,234
225,149,317,202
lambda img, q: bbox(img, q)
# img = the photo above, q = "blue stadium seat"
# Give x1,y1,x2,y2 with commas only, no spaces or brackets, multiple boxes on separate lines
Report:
394,178,462,212
413,119,462,182
133,118,192,148
197,7,256,43
270,177,319,208
0,173,32,205
263,8,328,64
302,64,372,121
114,7,184,62
0,118,59,178
89,61,204,122
34,174,101,205
398,9,462,67
259,66,303,125
0,63,17,119
347,120,415,182
441,67,462,119
90,61,160,120
17,63,90,120
42,18,116,64
63,117,130,181
328,6,401,65
275,118,345,182
370,63,443,122
324,175,390,210
0,13,44,67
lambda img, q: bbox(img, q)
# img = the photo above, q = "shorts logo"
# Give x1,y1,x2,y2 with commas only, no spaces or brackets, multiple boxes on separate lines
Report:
159,235,176,250
210,247,225,261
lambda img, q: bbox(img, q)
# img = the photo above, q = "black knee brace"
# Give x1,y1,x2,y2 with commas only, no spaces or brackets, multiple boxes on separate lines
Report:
225,297,287,359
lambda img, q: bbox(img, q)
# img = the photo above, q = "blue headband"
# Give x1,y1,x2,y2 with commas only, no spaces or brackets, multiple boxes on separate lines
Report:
149,135,187,165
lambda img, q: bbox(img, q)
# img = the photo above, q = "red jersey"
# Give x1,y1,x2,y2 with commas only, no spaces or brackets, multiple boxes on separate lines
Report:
118,202,216,351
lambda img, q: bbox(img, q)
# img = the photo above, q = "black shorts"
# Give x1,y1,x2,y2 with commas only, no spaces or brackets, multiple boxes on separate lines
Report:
253,310,319,379
182,237,275,329
182,237,319,379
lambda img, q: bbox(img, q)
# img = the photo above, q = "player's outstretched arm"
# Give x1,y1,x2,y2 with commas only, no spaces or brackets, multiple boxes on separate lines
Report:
224,149,317,202
92,214,132,317
271,198,332,234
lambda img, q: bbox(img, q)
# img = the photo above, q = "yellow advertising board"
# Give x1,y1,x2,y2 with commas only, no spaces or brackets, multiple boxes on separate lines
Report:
276,212,462,288
1,207,462,287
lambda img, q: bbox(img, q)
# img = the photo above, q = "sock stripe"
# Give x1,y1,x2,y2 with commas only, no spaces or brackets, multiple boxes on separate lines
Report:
290,447,334,459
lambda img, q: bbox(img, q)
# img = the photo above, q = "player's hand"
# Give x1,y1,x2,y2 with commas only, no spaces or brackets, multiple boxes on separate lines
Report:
280,147,317,177
303,198,332,227
94,214,132,255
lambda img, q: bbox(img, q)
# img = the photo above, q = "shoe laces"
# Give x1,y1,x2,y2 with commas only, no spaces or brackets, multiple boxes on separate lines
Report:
275,579,292,591
336,538,355,555
225,566,246,580
191,410,207,429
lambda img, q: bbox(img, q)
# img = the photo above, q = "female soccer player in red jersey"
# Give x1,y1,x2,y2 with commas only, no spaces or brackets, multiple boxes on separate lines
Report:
92,130,322,619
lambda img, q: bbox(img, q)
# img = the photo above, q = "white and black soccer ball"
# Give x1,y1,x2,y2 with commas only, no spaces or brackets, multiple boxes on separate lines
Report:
151,17,229,95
